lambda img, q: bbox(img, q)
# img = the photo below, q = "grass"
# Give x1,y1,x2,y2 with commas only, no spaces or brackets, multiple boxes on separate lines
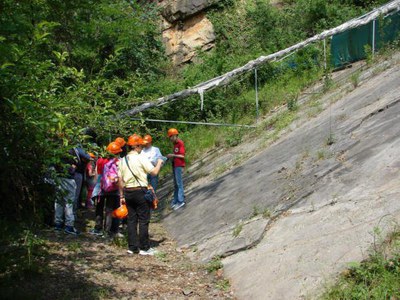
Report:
0,222,50,297
232,222,243,238
251,205,272,219
322,229,400,299
155,250,168,262
216,278,231,292
350,70,361,88
317,150,326,160
67,241,82,252
206,256,223,273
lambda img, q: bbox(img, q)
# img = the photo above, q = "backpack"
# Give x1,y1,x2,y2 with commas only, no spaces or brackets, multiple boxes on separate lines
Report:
101,158,119,193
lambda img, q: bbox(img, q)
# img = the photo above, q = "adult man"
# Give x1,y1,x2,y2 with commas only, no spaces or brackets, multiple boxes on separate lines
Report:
166,128,186,210
141,134,165,192
118,135,163,255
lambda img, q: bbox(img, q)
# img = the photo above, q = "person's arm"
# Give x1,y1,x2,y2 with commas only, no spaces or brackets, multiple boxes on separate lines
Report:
167,153,184,159
118,177,125,205
149,159,163,176
87,163,96,177
118,161,125,205
93,166,98,183
77,147,92,161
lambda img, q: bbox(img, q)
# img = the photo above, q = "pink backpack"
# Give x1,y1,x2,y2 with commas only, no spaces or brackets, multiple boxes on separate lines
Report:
101,158,119,193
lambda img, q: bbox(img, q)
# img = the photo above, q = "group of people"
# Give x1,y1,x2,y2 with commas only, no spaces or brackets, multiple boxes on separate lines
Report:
53,128,186,256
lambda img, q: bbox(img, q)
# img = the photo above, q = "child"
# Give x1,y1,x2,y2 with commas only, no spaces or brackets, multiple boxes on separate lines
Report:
166,128,186,210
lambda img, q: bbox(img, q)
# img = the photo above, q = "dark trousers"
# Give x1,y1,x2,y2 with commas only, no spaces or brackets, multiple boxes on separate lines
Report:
125,189,151,251
94,193,119,233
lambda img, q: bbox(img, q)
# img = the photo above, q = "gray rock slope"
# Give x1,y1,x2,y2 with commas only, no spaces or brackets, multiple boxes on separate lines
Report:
162,53,400,299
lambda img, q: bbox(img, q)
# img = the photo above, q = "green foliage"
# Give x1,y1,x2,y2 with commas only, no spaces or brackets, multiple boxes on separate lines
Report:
206,256,223,273
0,0,168,221
322,229,400,299
364,44,374,65
232,222,243,237
155,251,168,262
0,221,48,295
251,205,272,219
216,278,231,291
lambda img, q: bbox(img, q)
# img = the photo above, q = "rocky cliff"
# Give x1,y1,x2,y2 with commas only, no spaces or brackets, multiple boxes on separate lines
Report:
158,0,219,65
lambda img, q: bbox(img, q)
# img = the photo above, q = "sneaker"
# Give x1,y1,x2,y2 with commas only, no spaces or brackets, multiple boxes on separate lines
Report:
114,232,124,238
139,248,158,256
89,228,103,236
170,203,177,209
173,202,185,211
64,226,80,236
54,223,63,231
127,249,139,255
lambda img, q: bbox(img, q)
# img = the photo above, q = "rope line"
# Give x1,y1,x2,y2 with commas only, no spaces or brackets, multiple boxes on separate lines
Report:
130,118,256,128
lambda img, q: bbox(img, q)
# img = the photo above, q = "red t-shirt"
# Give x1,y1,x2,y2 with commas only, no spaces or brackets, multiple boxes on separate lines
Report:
173,139,185,167
96,157,110,175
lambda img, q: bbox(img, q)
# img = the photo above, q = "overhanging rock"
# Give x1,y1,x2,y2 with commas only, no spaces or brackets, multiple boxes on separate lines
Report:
161,0,220,23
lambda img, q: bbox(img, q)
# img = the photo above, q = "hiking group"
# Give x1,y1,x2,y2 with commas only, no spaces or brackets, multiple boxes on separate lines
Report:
53,128,186,256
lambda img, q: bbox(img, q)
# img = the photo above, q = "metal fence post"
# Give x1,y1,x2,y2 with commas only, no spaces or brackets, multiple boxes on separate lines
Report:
323,38,327,71
255,68,259,123
372,19,376,57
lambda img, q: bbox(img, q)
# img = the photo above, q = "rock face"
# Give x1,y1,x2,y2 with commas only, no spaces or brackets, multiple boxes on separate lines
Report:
159,0,218,65
162,12,215,64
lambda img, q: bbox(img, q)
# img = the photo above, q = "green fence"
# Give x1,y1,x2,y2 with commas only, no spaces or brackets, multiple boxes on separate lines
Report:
331,11,400,68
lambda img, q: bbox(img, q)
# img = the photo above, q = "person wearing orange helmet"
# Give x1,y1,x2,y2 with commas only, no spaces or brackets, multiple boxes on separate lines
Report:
141,134,165,192
166,128,186,210
114,137,128,157
89,142,122,237
118,134,164,255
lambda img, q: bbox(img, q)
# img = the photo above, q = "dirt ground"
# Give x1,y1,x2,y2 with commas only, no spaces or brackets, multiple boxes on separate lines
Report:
4,208,235,300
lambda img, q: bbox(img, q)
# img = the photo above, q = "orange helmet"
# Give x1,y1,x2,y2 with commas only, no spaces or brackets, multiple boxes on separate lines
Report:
167,128,179,137
127,134,144,147
88,152,96,158
106,142,122,155
143,134,152,145
112,205,128,219
114,137,126,147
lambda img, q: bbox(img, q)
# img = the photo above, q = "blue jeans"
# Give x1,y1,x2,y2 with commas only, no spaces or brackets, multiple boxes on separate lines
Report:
73,172,83,219
147,174,159,192
54,178,76,227
172,167,185,206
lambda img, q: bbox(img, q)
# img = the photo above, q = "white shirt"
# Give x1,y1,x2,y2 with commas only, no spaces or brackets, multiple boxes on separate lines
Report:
141,146,163,166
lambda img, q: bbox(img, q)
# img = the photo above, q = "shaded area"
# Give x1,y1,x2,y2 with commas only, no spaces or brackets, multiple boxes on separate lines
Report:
0,209,234,299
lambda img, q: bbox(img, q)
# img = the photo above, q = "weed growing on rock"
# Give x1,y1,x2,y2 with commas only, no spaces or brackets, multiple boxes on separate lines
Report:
216,278,231,292
206,256,223,274
232,223,243,238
